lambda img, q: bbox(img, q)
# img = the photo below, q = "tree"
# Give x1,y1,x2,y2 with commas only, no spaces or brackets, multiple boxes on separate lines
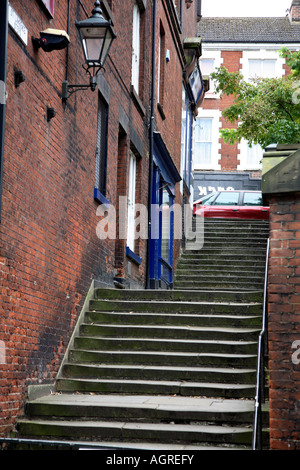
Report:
210,48,300,148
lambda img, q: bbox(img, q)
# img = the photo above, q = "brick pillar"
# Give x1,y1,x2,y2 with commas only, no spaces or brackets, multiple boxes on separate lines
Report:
267,192,300,450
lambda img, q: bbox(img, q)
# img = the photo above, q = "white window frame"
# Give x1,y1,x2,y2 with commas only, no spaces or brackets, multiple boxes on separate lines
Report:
241,49,285,82
193,109,222,170
238,139,263,171
127,152,137,252
199,50,223,99
132,1,141,95
238,49,285,170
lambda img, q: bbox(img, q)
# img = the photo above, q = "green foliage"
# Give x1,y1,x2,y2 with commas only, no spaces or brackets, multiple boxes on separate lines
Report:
210,48,300,148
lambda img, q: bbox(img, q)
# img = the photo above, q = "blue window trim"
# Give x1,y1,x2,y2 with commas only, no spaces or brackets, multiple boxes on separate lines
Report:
126,246,142,266
94,187,109,207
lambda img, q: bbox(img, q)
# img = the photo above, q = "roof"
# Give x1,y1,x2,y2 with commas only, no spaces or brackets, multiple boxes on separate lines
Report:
197,17,300,43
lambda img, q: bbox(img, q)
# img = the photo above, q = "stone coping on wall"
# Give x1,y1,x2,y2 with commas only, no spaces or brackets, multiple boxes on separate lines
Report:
262,144,300,195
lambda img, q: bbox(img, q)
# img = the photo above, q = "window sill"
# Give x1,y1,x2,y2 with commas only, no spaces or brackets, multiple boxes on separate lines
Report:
94,188,109,207
130,85,145,116
126,246,142,266
157,103,166,120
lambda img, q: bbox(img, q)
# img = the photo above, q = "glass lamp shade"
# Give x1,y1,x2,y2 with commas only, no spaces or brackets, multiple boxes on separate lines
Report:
76,1,116,69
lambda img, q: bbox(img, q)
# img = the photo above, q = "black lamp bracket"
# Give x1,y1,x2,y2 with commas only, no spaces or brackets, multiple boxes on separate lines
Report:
62,64,102,104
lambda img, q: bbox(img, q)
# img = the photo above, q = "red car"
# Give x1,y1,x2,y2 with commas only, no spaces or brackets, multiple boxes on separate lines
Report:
193,190,269,220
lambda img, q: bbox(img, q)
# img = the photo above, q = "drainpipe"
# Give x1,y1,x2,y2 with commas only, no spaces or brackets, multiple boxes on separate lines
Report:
0,0,8,222
146,0,157,289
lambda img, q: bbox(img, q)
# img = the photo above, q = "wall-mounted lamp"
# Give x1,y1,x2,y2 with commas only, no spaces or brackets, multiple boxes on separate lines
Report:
62,0,116,104
32,28,70,52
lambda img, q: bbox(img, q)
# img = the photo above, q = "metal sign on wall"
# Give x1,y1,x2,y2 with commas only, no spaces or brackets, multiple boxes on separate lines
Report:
193,171,262,200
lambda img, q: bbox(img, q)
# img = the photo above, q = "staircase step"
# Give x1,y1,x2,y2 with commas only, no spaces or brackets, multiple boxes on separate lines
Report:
69,349,258,368
85,311,262,328
74,336,258,355
17,418,254,446
61,363,256,384
56,377,256,398
95,287,263,303
89,299,263,315
24,394,259,424
79,323,260,342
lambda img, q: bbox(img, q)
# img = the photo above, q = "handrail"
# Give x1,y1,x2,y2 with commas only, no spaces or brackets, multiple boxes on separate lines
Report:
252,237,270,450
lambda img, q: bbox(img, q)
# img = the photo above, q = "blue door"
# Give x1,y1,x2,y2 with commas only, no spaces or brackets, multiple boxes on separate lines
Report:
149,167,174,288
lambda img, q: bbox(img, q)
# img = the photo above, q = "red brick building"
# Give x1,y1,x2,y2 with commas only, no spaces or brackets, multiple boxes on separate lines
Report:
0,0,204,436
194,2,300,199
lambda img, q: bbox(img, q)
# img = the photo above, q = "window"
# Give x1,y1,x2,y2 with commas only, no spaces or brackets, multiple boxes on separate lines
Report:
241,50,285,82
132,1,141,94
95,93,108,199
180,86,192,190
238,139,263,171
161,188,171,261
193,109,222,170
127,152,137,252
248,59,276,80
157,24,165,106
246,143,263,169
194,118,212,166
199,51,223,98
40,0,54,17
243,192,263,206
213,192,240,206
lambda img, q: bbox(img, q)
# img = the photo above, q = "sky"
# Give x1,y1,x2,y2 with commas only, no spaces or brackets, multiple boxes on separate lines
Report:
202,0,292,17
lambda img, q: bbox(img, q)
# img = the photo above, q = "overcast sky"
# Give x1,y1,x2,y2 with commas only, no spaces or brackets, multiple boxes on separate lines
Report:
202,0,292,17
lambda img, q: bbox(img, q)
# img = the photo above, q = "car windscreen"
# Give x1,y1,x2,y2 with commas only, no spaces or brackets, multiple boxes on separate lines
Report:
243,192,263,206
212,192,240,206
194,193,217,206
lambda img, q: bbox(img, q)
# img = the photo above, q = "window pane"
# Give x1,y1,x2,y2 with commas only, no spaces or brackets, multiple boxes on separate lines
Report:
263,60,276,78
195,143,212,165
132,2,140,93
249,59,262,78
247,143,262,168
127,153,137,251
243,192,263,206
95,95,108,195
249,59,276,79
194,118,212,166
213,192,239,205
200,59,214,75
161,189,170,261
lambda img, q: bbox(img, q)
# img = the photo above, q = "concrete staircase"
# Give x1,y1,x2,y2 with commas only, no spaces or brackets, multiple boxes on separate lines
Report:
177,218,270,290
15,219,269,450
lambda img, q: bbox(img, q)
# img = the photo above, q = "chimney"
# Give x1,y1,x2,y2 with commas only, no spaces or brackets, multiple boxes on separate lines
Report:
289,0,300,22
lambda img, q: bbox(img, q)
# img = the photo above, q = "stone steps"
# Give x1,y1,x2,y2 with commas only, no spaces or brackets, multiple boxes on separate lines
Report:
15,218,269,449
18,394,269,448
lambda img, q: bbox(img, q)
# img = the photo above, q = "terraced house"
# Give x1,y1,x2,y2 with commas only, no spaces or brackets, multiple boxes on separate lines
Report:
0,0,205,438
194,1,300,199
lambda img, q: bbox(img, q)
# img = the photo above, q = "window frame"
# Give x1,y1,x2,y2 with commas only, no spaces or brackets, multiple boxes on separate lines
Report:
127,151,137,253
39,0,54,17
94,92,109,204
193,109,222,171
132,1,141,95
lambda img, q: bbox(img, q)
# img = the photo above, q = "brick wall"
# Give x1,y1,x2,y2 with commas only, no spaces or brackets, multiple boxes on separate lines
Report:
201,50,242,172
268,192,300,449
290,0,300,21
0,0,152,435
0,0,189,436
